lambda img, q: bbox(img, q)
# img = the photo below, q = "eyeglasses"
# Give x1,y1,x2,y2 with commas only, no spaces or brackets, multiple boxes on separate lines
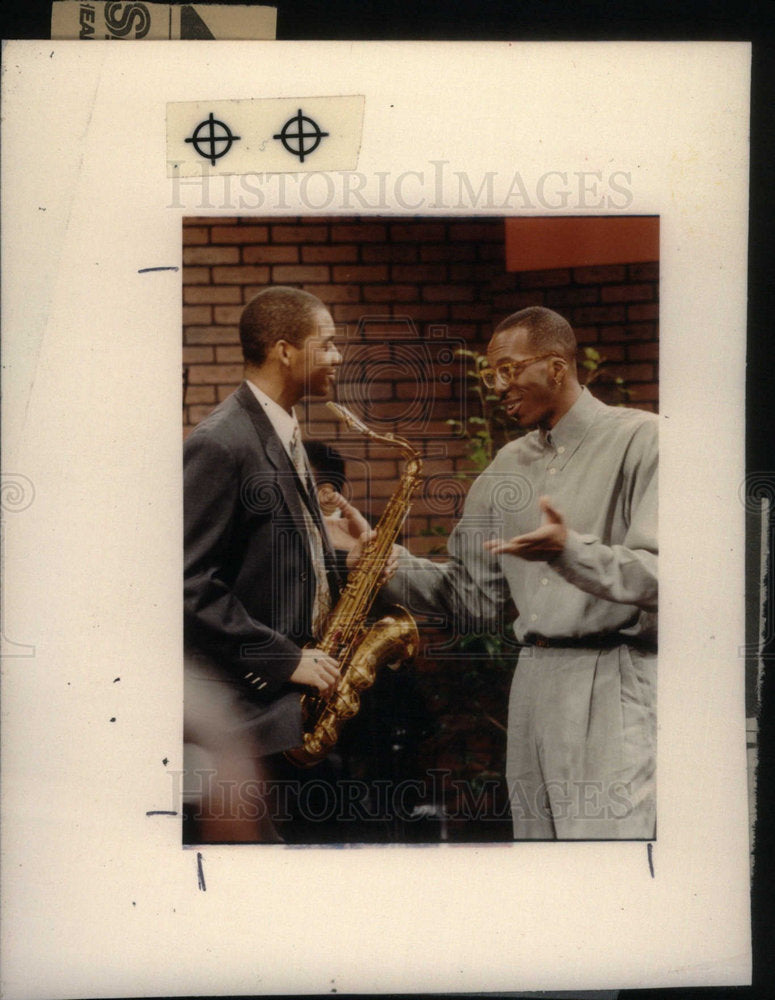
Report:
479,353,557,389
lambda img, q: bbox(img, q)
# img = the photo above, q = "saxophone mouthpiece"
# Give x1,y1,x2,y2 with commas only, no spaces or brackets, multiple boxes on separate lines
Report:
326,401,371,435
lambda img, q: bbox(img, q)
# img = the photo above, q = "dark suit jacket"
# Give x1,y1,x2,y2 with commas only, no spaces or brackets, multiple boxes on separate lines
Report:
184,382,342,754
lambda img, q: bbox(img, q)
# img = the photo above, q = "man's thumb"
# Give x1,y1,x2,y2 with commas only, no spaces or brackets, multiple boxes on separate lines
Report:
539,495,563,524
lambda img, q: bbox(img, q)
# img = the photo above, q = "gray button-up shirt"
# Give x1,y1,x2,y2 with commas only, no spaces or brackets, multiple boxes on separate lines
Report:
388,388,658,646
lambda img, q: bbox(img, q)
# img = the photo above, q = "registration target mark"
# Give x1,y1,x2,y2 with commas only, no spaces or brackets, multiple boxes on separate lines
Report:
273,108,329,163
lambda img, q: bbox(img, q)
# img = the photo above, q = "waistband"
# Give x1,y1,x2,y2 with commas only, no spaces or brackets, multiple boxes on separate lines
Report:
522,632,657,653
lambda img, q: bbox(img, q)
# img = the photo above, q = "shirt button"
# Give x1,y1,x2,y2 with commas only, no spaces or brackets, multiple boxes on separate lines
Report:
541,578,549,585
557,445,566,454
530,613,538,621
548,467,557,475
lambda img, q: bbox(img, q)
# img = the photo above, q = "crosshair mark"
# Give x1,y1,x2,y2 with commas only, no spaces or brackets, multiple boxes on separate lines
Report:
273,108,329,163
185,112,241,166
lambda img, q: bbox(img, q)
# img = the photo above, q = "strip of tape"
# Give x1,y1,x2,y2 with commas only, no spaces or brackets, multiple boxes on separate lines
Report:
166,96,365,176
51,2,277,40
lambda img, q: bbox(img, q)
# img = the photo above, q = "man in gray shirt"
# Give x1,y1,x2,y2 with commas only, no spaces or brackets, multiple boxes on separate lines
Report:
385,306,657,839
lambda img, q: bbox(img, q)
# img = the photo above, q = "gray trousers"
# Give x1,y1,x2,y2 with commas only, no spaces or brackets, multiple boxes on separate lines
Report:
506,643,656,840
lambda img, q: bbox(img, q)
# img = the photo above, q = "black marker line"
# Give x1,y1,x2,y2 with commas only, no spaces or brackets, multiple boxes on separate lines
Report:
647,842,655,878
137,266,180,274
197,852,206,891
145,810,178,816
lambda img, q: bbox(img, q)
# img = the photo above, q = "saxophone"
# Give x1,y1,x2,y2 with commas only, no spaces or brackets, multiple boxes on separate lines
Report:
285,401,423,767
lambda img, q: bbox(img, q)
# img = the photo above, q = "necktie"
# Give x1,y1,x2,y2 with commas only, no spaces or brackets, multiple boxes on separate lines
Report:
289,425,332,637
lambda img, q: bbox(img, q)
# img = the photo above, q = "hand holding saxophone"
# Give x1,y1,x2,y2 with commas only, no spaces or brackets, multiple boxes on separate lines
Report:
290,648,340,697
322,487,400,584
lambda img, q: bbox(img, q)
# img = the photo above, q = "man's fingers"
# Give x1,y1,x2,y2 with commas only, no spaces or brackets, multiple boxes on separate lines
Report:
539,495,563,524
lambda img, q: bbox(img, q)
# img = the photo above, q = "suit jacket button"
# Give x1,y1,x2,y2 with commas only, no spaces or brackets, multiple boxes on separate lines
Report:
299,571,308,581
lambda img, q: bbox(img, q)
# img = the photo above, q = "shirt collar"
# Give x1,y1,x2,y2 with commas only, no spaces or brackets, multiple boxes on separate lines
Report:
246,379,299,455
541,387,603,458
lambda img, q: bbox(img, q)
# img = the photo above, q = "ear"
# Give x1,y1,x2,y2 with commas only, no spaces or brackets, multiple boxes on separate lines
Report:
272,339,293,367
549,356,568,382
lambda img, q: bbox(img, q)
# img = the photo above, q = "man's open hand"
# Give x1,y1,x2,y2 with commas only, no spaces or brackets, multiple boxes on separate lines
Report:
483,496,568,561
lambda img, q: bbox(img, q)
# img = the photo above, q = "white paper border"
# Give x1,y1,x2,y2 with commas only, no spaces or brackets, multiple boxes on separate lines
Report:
1,40,751,997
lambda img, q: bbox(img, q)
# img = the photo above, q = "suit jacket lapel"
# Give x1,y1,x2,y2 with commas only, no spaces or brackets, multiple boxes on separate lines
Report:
235,383,342,592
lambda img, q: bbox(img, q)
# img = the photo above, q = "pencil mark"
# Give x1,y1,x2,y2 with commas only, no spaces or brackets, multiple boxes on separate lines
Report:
145,810,178,816
197,852,207,891
647,842,655,878
137,266,180,274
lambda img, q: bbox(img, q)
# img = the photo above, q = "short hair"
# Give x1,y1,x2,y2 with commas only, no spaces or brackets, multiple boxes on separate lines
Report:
239,286,325,366
493,306,577,365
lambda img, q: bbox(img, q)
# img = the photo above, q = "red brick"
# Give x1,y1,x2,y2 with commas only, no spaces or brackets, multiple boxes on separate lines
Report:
627,303,659,322
183,346,214,364
187,364,244,385
448,222,503,242
601,284,655,304
448,263,501,282
476,243,506,262
303,245,359,264
185,326,239,345
188,404,217,425
271,265,330,283
183,385,217,404
330,304,371,323
186,216,239,226
182,226,210,246
581,344,625,362
212,266,270,284
573,265,627,284
518,269,572,289
217,384,241,402
216,346,245,363
573,326,602,344
626,342,660,361
391,264,447,283
363,285,419,303
214,305,244,325
331,264,389,283
330,223,386,242
362,244,419,263
492,292,544,311
423,284,475,303
545,287,600,307
271,224,329,243
210,225,269,244
183,267,210,284
183,286,242,305
626,383,659,402
399,304,451,322
242,246,299,264
182,305,212,325
600,323,656,342
389,223,447,243
420,243,478,263
613,363,655,382
572,305,627,325
628,262,660,281
450,304,495,321
300,284,361,304
183,246,240,266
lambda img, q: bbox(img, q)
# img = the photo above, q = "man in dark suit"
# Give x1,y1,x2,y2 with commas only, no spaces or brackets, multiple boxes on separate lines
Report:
183,286,377,843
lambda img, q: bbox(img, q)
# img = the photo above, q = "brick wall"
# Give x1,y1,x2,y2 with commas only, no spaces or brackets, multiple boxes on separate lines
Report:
182,216,659,551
